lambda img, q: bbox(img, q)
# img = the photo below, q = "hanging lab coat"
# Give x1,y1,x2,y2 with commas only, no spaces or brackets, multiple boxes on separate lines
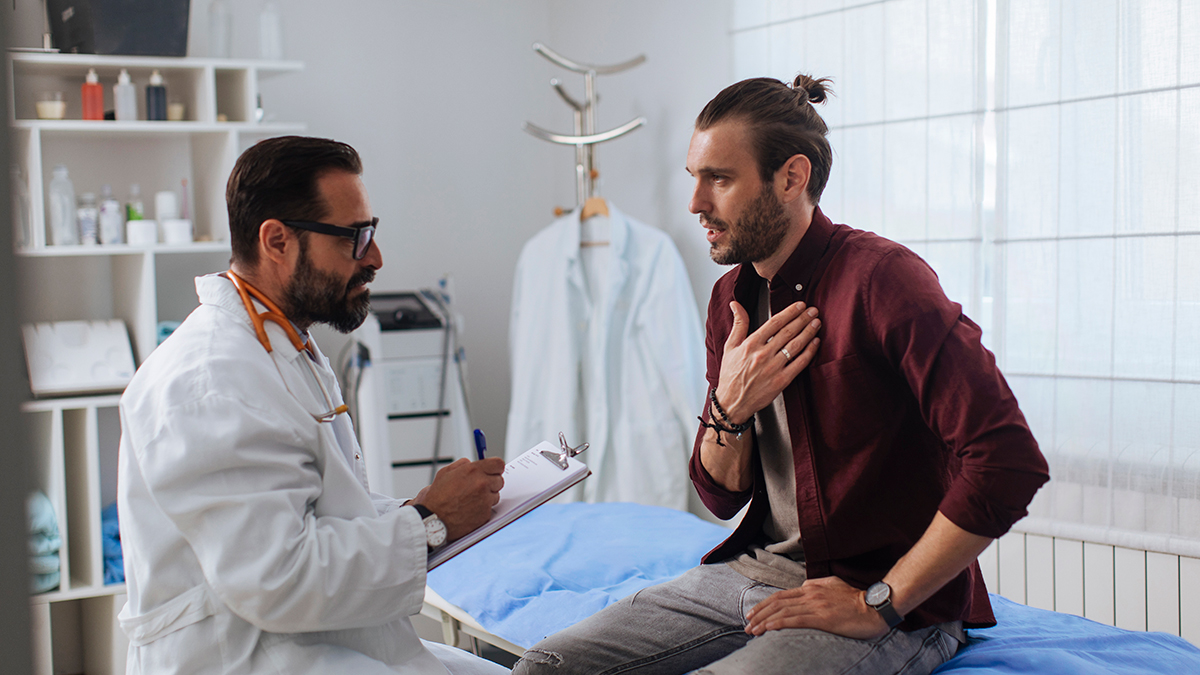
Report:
117,273,497,675
505,204,705,510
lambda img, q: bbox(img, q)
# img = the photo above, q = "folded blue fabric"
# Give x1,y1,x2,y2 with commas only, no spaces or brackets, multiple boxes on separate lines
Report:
27,491,59,539
427,502,730,648
27,491,61,594
29,531,62,557
102,502,124,584
31,571,60,595
29,553,60,575
935,595,1200,674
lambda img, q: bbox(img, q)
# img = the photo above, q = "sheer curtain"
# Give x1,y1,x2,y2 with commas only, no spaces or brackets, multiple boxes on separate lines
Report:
731,0,1200,557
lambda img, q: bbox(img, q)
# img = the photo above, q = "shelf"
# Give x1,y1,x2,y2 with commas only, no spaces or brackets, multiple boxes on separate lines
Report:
30,583,126,606
21,395,123,413
11,52,306,675
11,120,306,137
9,51,304,75
16,241,231,258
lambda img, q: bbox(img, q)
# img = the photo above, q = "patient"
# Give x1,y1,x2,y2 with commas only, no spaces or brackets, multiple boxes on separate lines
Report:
512,75,1049,675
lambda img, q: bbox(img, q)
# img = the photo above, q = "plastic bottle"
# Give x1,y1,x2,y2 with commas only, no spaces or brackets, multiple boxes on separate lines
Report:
259,0,283,60
146,69,167,121
113,69,137,121
209,0,232,58
47,165,78,246
126,183,144,222
77,192,98,245
99,184,124,245
10,164,33,248
81,68,104,121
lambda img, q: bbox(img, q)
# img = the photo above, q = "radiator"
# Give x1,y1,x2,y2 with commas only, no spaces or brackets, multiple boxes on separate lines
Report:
978,531,1200,646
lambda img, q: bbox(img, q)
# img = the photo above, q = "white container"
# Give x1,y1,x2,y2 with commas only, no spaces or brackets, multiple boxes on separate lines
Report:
127,219,157,245
209,0,232,58
98,184,124,244
155,190,179,221
113,69,137,121
11,164,33,248
162,218,193,244
259,1,283,60
47,165,78,245
36,91,66,120
77,192,98,245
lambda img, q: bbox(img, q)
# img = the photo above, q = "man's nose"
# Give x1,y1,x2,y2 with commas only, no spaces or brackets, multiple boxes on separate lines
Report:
689,185,709,215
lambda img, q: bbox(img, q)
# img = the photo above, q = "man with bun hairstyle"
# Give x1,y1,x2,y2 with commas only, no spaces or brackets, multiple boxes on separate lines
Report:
513,76,1048,675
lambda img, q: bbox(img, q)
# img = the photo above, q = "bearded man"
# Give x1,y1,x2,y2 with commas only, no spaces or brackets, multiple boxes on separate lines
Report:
116,136,508,675
512,76,1049,675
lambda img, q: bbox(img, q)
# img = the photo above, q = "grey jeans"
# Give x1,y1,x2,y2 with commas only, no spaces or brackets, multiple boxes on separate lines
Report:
511,563,960,675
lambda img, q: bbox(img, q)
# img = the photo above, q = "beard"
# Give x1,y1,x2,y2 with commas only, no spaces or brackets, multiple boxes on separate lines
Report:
284,237,375,334
706,182,790,266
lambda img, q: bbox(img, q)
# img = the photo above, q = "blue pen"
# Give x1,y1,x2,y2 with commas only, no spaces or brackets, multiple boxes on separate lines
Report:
474,429,487,460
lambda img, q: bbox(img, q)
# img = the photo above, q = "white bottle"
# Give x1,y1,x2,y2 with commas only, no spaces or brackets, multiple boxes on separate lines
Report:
259,1,283,60
77,192,98,245
10,164,33,248
48,165,78,246
209,0,232,58
114,68,137,121
99,184,124,245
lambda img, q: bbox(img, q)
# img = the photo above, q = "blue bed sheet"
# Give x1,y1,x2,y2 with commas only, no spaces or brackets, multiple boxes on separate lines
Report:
427,502,1200,673
935,594,1200,674
428,502,729,648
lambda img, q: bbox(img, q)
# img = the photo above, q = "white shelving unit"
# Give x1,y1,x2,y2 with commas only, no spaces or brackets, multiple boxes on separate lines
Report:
11,51,305,675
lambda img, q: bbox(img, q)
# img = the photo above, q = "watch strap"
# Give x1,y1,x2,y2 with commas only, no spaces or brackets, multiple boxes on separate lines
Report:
873,598,904,629
411,503,433,520
866,582,905,629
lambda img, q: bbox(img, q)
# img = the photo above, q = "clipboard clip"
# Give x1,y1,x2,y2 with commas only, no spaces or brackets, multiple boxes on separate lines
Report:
541,431,589,470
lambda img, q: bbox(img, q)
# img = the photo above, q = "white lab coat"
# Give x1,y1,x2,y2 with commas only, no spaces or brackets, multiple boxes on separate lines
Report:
505,204,705,510
117,273,501,675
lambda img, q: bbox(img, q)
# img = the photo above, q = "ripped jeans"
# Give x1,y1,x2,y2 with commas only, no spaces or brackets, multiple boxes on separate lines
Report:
511,563,960,675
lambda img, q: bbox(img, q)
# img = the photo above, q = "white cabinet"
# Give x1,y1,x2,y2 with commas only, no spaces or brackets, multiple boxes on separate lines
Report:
12,52,305,675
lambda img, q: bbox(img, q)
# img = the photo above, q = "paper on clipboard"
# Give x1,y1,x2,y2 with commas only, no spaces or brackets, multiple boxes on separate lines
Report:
428,440,590,570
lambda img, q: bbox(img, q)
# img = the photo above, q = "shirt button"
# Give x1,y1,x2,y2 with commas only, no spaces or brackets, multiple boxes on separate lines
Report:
795,284,803,292
355,454,361,460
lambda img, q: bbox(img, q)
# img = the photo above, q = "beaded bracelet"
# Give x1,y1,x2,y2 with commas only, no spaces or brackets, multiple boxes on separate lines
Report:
699,389,752,447
710,388,752,433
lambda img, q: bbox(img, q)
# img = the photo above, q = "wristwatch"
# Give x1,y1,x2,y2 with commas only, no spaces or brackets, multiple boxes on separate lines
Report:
411,504,447,550
864,581,905,629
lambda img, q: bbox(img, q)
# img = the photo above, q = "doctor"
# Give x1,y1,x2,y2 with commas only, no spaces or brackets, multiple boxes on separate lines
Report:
117,136,508,674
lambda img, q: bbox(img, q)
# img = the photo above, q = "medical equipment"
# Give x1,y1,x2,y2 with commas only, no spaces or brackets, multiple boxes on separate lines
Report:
21,319,136,397
225,269,348,423
346,288,475,498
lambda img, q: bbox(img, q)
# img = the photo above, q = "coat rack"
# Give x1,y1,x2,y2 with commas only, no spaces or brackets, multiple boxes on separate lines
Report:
524,43,647,215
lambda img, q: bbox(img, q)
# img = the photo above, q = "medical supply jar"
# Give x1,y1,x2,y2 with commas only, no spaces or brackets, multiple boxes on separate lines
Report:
48,165,78,246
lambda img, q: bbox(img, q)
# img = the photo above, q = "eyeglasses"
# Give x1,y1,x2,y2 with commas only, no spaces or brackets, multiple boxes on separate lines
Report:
282,217,378,260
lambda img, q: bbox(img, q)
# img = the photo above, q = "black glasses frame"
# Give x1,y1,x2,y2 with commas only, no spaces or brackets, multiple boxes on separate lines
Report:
282,217,378,260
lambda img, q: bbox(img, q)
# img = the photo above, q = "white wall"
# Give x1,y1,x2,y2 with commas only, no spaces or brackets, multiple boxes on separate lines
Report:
9,1,733,461
543,0,735,309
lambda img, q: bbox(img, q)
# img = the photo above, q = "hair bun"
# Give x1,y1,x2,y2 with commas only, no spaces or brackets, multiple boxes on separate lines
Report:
792,74,832,105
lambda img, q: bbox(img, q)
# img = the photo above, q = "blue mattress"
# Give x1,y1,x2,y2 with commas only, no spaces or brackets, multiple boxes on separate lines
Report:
428,502,1200,673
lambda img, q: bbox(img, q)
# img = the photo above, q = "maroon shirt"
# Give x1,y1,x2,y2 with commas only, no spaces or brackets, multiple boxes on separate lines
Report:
690,207,1049,630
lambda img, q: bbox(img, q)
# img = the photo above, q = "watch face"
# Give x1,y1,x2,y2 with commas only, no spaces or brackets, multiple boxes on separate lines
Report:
865,582,890,607
425,516,447,548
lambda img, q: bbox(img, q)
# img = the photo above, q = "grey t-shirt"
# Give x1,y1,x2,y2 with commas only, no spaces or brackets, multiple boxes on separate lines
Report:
726,281,809,590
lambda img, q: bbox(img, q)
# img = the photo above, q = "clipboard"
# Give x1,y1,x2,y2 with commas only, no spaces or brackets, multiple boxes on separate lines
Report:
428,433,591,570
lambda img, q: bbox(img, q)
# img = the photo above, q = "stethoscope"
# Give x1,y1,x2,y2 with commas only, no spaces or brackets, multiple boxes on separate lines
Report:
225,270,349,423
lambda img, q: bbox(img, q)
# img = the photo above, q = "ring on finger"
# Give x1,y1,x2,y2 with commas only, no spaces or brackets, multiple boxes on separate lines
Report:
780,346,793,361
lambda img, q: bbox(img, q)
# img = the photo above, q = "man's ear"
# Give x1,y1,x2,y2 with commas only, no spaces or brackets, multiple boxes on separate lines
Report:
258,219,293,265
777,153,812,205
